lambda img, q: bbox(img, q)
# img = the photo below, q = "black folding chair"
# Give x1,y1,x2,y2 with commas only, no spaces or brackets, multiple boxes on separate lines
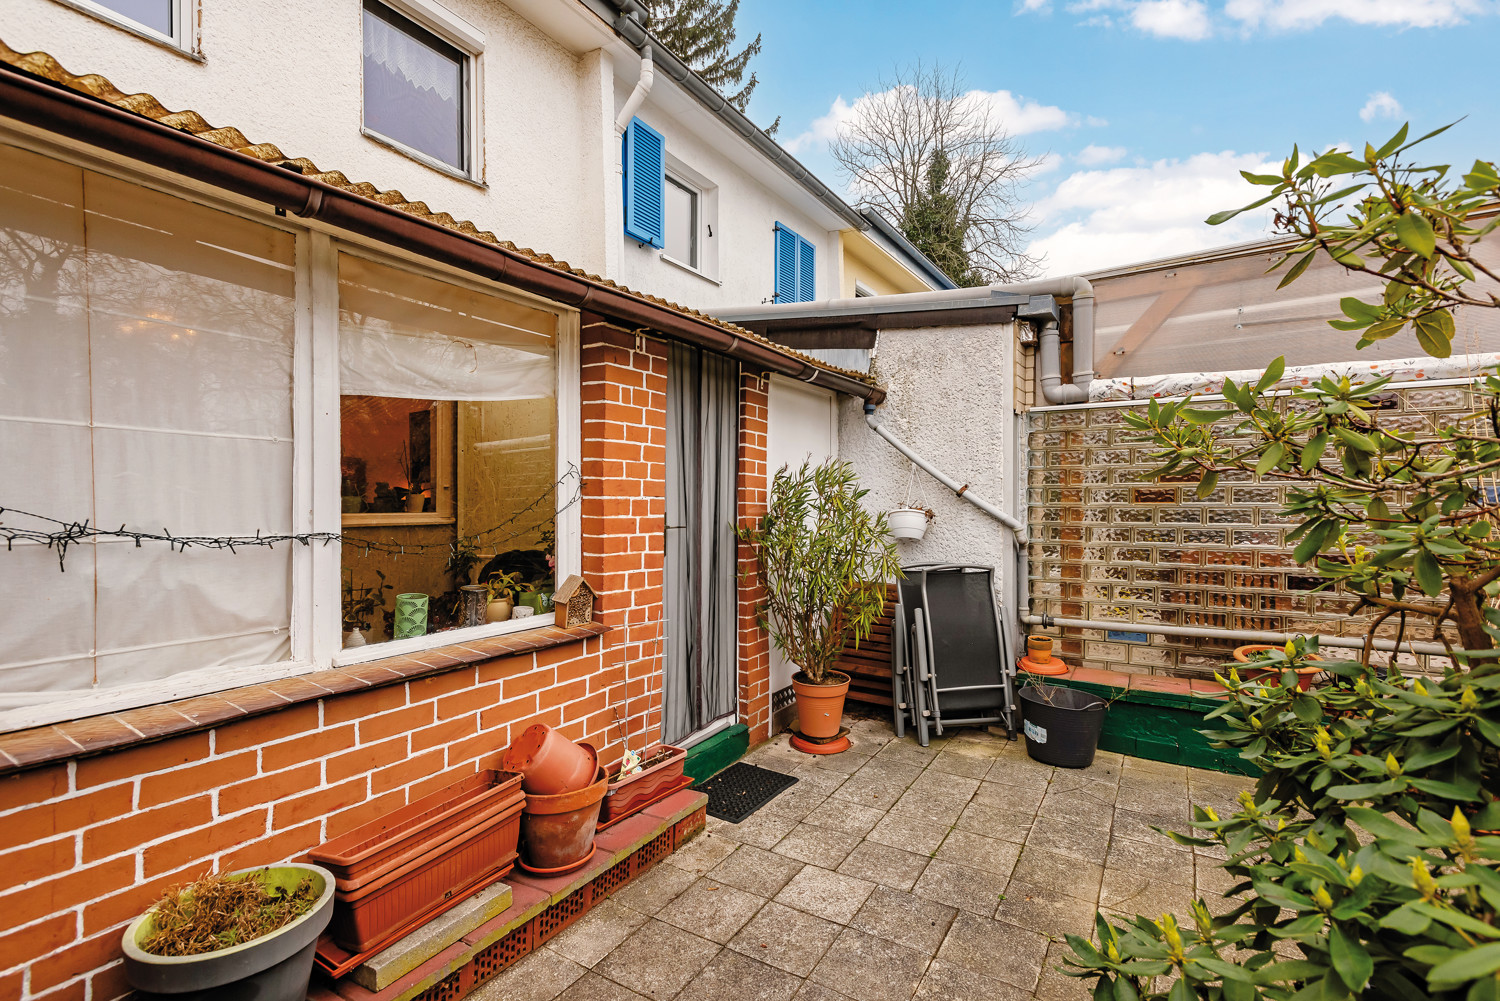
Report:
904,564,1018,740
890,576,931,745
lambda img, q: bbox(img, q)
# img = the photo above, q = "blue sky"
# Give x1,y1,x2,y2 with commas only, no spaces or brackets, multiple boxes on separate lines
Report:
732,0,1500,276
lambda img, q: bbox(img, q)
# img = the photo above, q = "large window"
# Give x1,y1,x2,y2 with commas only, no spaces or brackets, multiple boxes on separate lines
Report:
57,0,193,50
336,254,563,652
0,140,579,729
0,143,296,708
362,0,476,175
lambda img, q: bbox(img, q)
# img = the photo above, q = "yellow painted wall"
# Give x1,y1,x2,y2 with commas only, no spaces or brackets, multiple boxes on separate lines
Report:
838,229,941,297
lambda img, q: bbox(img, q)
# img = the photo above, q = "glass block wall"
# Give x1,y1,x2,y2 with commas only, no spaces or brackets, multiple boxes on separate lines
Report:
1025,382,1480,678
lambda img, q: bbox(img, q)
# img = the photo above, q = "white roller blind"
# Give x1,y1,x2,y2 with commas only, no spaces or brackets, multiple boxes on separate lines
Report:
338,255,555,400
0,144,296,704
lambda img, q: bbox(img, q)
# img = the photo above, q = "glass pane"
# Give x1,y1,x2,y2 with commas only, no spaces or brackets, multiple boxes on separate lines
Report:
363,2,465,170
338,257,558,650
96,0,173,36
664,177,697,267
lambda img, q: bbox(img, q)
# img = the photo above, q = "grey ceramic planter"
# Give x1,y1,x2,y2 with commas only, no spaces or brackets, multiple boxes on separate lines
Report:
121,864,335,1001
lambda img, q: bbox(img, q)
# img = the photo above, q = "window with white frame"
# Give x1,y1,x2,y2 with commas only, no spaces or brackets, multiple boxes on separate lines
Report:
53,0,195,49
663,176,699,269
361,0,479,176
0,138,579,729
660,159,718,280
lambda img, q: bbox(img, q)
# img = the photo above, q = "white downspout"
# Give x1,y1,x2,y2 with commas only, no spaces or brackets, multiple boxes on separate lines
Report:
863,403,1026,542
614,45,654,133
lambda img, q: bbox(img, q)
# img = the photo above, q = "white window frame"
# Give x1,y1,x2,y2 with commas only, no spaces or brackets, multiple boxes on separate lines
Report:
854,281,877,298
0,129,581,731
359,0,486,184
50,0,200,56
660,156,719,283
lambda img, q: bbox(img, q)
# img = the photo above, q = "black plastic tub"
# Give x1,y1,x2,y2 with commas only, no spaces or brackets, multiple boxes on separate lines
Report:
1018,685,1108,768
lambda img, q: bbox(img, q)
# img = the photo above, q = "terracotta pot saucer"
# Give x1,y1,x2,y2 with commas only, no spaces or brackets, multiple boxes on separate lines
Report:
789,724,852,755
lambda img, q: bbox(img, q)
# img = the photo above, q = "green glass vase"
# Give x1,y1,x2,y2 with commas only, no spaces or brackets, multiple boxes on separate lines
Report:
393,593,429,640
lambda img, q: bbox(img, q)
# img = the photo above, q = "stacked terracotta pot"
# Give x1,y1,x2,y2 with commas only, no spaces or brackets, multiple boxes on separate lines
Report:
309,770,525,952
502,725,608,875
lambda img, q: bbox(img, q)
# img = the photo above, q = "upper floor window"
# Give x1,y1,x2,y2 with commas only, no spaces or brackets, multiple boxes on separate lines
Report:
58,0,194,51
362,0,477,177
664,176,699,269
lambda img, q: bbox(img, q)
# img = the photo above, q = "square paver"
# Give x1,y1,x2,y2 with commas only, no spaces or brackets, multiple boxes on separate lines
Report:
1026,815,1110,864
914,959,1030,1001
832,762,921,811
1010,846,1105,902
549,898,650,968
973,774,1048,812
659,878,766,943
936,912,1049,991
774,865,877,924
851,885,958,956
912,858,1008,916
612,861,699,916
773,824,862,868
729,900,842,977
933,830,1020,878
875,739,940,769
709,844,805,897
718,808,801,850
996,880,1099,939
954,801,1032,845
890,787,969,827
674,947,802,1001
1106,832,1195,878
866,812,951,856
1099,869,1196,920
926,751,993,780
801,797,885,838
665,829,740,874
554,972,649,1001
592,918,721,1000
837,841,931,891
809,927,930,1001
908,768,981,800
1034,940,1094,1000
474,947,586,1001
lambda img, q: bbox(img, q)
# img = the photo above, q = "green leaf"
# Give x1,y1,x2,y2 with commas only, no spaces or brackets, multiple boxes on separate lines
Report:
1340,297,1382,323
1332,426,1376,453
1257,442,1287,476
1207,191,1281,226
1415,550,1445,597
1257,357,1287,393
1301,433,1329,471
1294,520,1333,564
1179,408,1227,424
1279,250,1317,289
1330,924,1374,992
1414,310,1456,359
1168,978,1193,1001
1291,694,1323,723
1197,470,1219,500
1396,211,1437,259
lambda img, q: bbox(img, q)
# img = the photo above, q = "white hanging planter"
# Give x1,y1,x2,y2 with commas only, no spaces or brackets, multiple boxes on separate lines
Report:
888,507,931,541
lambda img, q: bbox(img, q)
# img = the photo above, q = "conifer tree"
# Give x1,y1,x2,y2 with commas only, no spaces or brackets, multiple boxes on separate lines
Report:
642,1,765,117
900,150,985,287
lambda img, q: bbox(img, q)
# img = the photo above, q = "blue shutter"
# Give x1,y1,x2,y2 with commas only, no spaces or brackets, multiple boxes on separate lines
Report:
623,117,665,248
773,222,798,302
797,235,816,302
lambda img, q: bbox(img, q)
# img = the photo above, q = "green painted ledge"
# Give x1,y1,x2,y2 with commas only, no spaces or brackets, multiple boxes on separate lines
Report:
1046,677,1257,776
684,723,749,782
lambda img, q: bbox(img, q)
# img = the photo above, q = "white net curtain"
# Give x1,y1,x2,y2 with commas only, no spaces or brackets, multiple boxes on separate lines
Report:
0,143,296,704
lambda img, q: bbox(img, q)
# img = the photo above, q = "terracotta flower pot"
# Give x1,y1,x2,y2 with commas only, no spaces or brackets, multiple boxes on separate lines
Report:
792,670,850,740
520,766,608,871
1026,635,1054,663
1232,644,1324,691
502,725,598,795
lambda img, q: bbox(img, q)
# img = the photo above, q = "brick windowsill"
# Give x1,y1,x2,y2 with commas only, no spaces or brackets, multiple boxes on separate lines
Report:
0,622,609,776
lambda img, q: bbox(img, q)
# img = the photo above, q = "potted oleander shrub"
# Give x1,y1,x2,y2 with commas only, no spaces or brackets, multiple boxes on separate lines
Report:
737,460,902,745
121,865,335,1001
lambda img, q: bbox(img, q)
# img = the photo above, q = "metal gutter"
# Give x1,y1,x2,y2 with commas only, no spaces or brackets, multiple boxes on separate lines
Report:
593,0,867,231
0,60,885,405
859,209,957,290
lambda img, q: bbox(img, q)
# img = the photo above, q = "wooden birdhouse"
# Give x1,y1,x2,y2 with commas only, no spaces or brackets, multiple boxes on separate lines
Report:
553,575,596,628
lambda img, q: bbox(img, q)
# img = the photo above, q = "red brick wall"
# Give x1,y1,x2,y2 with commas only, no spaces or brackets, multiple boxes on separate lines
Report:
737,369,773,744
0,321,679,1001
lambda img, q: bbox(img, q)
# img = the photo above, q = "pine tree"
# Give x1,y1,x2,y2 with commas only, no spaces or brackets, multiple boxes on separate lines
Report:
900,150,986,287
642,1,763,114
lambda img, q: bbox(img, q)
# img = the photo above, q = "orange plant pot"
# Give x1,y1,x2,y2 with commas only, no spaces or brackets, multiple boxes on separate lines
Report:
503,725,598,795
792,670,850,740
520,766,608,871
1232,644,1324,692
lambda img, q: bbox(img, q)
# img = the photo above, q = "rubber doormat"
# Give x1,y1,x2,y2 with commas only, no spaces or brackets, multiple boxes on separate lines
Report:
696,763,798,824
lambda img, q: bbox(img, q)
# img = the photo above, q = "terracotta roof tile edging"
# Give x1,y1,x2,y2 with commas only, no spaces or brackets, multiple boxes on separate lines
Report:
0,622,609,775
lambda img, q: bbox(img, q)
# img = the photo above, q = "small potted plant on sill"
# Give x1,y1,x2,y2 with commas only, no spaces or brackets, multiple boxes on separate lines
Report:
483,570,523,623
736,459,902,751
120,864,335,1001
341,570,391,648
1231,634,1326,691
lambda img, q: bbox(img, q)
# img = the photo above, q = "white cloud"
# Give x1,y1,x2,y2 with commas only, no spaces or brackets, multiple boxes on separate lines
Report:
1359,91,1404,122
1019,0,1489,37
1225,0,1485,30
1026,150,1279,275
784,87,1077,155
1131,0,1214,37
1076,144,1127,165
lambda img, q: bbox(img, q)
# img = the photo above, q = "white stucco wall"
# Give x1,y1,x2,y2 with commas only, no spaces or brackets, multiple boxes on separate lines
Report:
7,0,605,271
612,85,837,313
838,322,1023,647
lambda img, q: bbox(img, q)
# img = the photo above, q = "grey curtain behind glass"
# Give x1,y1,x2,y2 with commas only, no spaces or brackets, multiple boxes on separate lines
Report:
663,343,739,745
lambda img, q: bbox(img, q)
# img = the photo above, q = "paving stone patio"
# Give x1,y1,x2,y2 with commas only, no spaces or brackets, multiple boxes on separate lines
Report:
474,713,1254,1001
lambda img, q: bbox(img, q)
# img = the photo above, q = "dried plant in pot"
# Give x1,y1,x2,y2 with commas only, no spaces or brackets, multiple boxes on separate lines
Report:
736,459,902,744
120,865,335,1001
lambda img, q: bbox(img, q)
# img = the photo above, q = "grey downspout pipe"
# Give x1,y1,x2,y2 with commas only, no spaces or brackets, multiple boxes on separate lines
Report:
863,403,1026,542
1036,276,1095,405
